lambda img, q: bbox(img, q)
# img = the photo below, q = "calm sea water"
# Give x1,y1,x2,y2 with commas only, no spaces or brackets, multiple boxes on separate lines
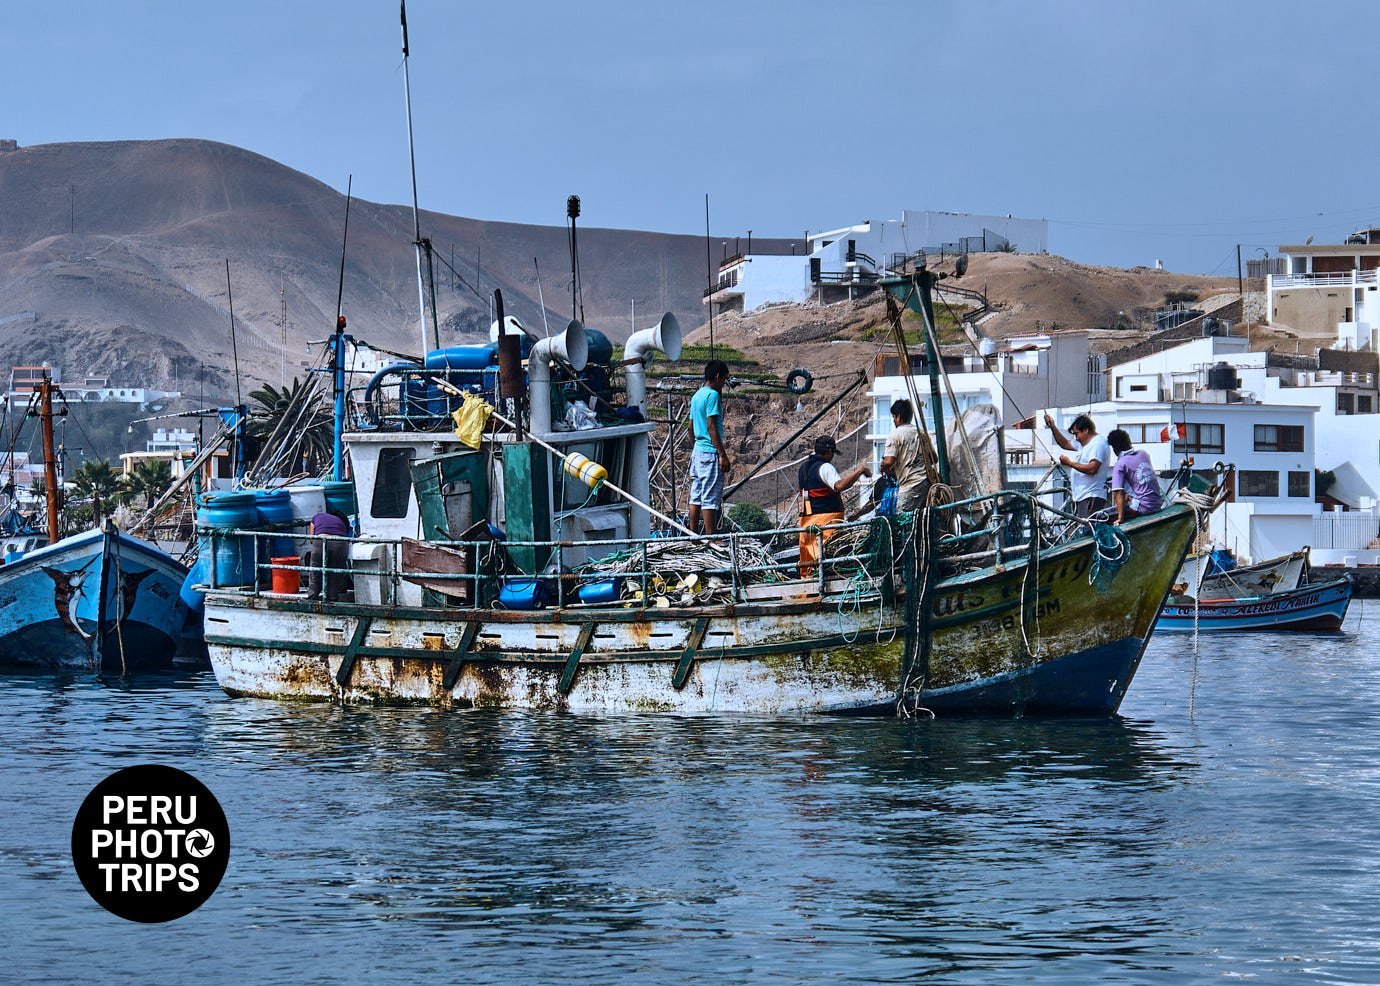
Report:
4,603,1379,984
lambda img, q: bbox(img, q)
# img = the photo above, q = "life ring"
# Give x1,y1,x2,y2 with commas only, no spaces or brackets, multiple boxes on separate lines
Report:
786,368,813,395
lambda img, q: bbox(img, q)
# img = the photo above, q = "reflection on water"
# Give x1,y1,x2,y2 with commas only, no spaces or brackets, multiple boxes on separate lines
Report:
4,603,1380,983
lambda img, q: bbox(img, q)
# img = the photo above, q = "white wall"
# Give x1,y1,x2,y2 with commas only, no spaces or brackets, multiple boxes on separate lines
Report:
738,256,813,309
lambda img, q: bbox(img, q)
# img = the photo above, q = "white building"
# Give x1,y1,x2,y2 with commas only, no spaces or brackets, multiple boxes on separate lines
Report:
707,210,1048,314
867,332,1101,480
1108,335,1380,507
1266,229,1380,346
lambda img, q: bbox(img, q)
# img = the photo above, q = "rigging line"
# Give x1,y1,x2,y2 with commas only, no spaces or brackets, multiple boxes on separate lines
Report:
534,257,551,338
57,391,105,465
425,245,484,306
705,193,715,361
334,176,353,325
917,293,983,497
225,259,242,411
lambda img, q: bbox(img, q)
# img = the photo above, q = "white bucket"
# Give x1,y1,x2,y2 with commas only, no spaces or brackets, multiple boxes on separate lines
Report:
287,485,326,522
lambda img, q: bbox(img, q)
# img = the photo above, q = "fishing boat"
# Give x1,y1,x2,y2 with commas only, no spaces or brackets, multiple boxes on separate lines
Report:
1176,547,1309,600
200,264,1200,716
0,375,191,672
1156,576,1352,632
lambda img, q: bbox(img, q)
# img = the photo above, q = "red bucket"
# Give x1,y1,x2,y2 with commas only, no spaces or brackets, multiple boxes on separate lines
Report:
270,556,301,595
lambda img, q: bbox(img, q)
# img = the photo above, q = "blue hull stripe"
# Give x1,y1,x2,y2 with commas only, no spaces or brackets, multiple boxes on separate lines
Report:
917,636,1143,716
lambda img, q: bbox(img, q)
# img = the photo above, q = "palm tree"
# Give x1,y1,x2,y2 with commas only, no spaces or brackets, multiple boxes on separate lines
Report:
246,377,333,477
123,459,173,510
70,459,124,527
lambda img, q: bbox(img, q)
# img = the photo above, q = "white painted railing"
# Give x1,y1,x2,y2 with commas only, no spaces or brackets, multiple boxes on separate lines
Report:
1271,270,1379,289
1312,512,1380,549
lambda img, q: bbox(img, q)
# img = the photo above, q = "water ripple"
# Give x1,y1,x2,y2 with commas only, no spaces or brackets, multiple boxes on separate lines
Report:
4,603,1380,982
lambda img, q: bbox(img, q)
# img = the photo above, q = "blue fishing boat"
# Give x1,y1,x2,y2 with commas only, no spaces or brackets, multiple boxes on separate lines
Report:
0,374,190,672
0,525,191,671
1156,576,1352,633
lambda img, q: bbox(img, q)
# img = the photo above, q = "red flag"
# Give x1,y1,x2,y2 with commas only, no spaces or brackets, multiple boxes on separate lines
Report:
1160,423,1186,441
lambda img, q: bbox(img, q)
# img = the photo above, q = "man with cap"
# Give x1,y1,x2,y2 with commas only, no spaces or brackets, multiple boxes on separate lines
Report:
797,435,871,577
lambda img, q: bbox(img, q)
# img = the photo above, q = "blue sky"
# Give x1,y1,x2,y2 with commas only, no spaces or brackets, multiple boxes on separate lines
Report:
7,0,1380,274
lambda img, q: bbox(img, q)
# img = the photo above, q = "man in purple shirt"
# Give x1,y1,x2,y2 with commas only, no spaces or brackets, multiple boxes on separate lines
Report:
1107,429,1164,524
305,509,351,601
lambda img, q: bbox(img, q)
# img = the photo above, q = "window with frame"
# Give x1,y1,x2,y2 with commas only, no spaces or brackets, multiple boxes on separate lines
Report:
1288,471,1311,498
1173,422,1224,455
1238,470,1279,498
1338,392,1355,415
1253,424,1304,452
1360,395,1374,414
371,446,417,519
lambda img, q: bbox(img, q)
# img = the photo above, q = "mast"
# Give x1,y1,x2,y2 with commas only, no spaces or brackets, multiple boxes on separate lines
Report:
400,0,436,354
881,260,970,486
333,180,354,482
38,374,60,543
913,268,950,484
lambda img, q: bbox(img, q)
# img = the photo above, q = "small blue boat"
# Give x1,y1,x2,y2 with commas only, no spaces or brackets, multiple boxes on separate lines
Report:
1156,577,1352,633
0,525,191,672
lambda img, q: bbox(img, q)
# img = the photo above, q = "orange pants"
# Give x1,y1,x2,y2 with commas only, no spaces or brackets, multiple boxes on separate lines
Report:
798,511,844,578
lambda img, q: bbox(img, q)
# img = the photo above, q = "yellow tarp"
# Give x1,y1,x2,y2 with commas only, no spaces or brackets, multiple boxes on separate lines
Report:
451,392,494,449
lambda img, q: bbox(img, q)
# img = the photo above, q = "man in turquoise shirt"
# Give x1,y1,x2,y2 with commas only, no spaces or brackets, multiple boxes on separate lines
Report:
688,359,732,534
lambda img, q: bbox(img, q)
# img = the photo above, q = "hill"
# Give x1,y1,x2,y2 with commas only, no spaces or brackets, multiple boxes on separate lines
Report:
0,139,795,398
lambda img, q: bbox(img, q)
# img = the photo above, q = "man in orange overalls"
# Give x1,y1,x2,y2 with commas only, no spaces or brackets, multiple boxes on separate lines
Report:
797,436,870,578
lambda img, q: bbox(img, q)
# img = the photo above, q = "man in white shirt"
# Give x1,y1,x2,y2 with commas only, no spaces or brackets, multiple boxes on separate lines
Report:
880,399,928,511
1044,412,1110,518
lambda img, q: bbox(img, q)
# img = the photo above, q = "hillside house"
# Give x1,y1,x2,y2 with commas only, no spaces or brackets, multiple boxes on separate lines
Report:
706,210,1048,315
1268,228,1380,345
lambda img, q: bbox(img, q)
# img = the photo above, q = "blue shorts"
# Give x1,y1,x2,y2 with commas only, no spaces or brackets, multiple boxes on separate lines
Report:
689,448,723,509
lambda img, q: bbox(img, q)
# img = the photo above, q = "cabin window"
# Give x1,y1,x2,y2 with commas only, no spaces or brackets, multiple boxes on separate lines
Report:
1253,424,1304,452
1238,470,1279,498
371,447,416,518
1288,471,1311,498
1173,422,1223,455
1361,395,1374,414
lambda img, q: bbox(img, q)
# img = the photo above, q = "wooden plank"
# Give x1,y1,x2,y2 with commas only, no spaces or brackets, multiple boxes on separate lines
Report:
441,621,482,690
334,616,375,687
558,623,597,696
672,617,711,690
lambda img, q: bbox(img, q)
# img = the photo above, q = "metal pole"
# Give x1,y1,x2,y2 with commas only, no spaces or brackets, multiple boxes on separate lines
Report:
915,271,951,483
400,0,433,354
39,375,60,543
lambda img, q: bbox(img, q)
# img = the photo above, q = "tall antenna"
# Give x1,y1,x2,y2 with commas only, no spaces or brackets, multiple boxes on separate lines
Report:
400,0,435,353
567,195,584,323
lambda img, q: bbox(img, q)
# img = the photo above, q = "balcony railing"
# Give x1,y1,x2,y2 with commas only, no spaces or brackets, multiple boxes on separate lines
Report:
703,271,742,298
1271,270,1380,289
812,270,880,285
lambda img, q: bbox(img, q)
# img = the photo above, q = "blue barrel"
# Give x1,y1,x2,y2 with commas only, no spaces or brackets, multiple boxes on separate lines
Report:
197,530,256,587
578,578,622,605
584,328,614,366
199,491,257,530
253,489,295,526
179,556,209,613
497,578,548,610
321,480,357,518
424,344,498,371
